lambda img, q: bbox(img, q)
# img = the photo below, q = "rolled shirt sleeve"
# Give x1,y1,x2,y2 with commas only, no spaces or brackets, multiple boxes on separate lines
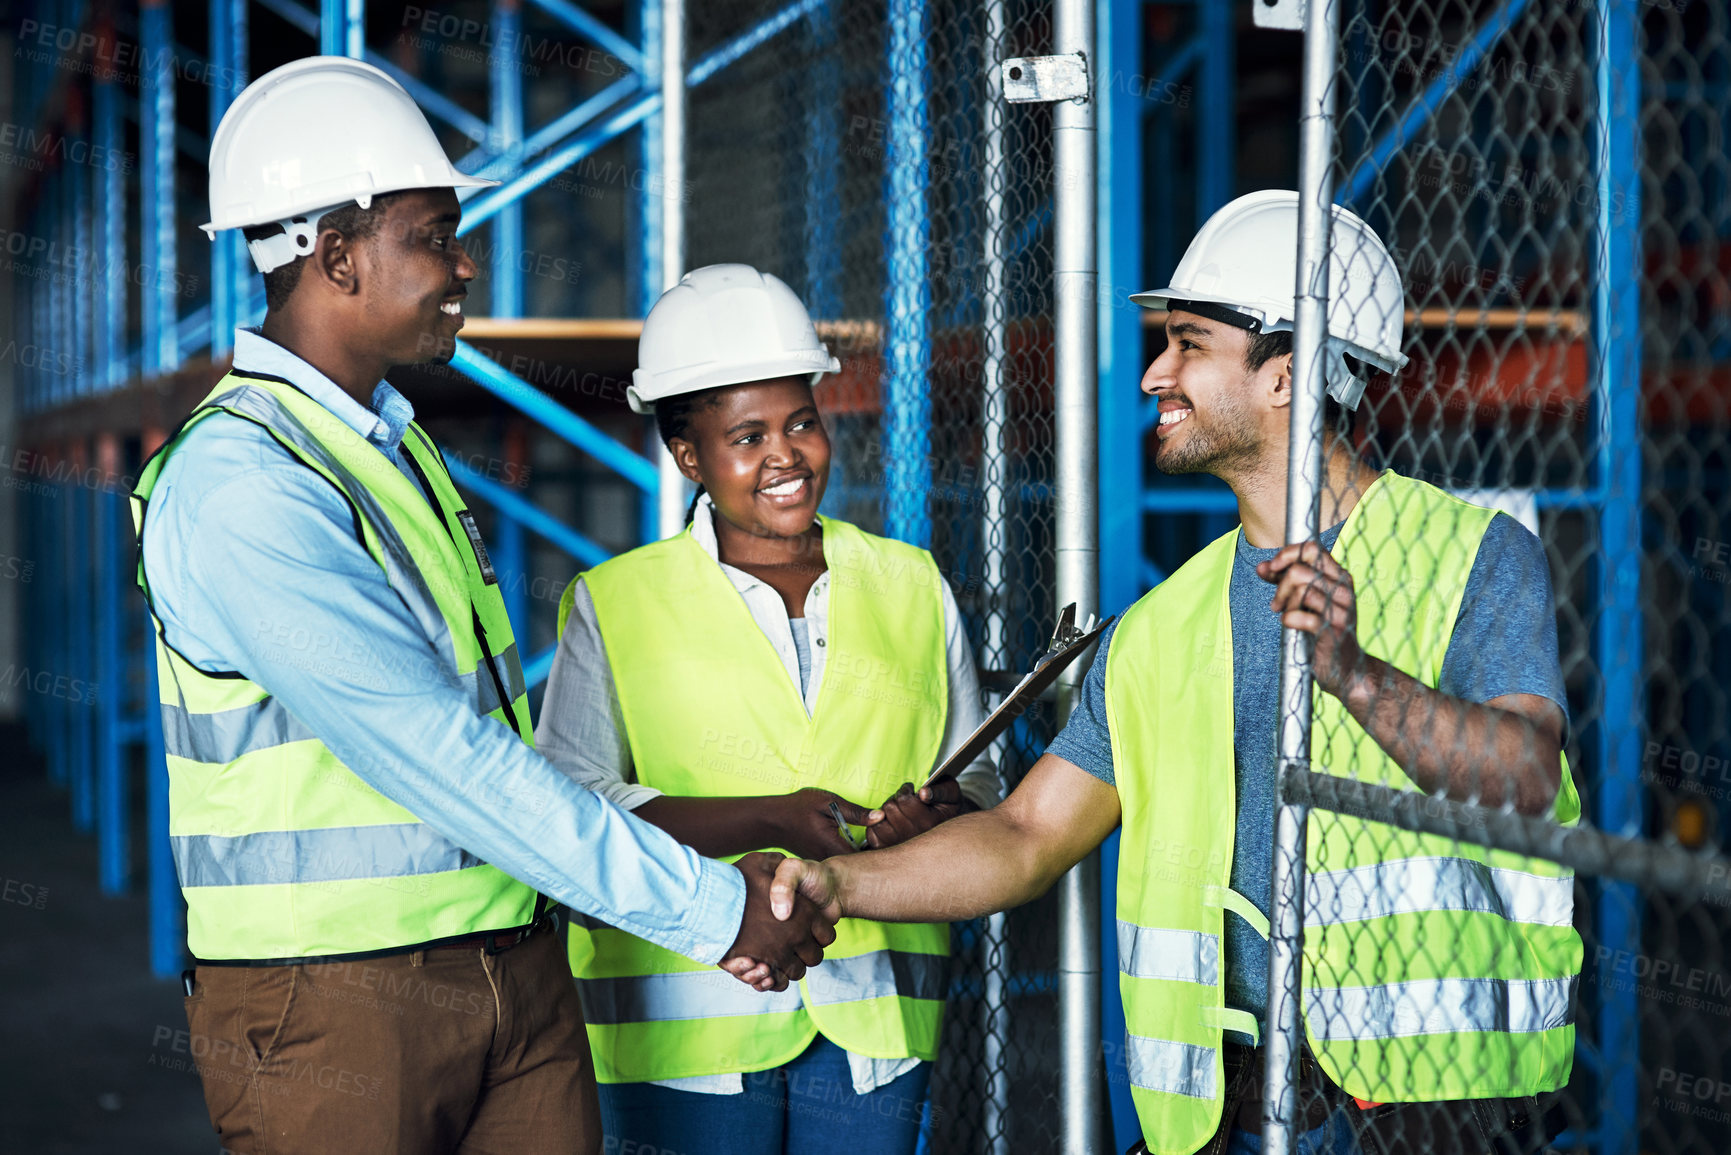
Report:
145,438,745,965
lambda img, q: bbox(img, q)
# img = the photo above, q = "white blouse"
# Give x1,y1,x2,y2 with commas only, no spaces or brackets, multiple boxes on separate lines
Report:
535,495,1001,1095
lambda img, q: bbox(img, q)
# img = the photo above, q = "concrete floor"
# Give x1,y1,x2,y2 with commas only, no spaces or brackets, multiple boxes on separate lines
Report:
0,727,213,1153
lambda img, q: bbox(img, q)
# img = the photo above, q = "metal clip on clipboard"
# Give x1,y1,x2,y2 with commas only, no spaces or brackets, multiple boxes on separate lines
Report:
921,603,1114,789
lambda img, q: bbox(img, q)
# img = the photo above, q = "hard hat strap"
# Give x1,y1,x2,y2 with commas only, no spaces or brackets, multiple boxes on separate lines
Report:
1163,297,1263,334
244,204,349,275
1323,341,1371,411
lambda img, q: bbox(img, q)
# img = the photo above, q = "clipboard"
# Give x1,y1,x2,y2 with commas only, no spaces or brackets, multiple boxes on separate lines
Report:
922,603,1114,788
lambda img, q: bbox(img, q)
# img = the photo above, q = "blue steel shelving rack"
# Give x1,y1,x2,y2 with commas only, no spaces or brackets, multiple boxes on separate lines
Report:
10,0,844,978
10,0,1653,1149
1090,1,1651,1151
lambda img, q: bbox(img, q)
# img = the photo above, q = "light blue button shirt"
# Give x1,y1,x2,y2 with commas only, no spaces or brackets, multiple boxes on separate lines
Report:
141,329,746,963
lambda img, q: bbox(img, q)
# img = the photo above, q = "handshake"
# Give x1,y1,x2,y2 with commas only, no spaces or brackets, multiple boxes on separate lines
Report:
715,851,835,991
710,781,967,989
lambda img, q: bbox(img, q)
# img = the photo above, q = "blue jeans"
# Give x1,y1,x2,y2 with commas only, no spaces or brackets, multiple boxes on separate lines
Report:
1225,1107,1360,1155
597,1036,931,1155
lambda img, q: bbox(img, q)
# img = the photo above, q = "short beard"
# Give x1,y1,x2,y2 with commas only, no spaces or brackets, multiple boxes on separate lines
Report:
1154,395,1261,477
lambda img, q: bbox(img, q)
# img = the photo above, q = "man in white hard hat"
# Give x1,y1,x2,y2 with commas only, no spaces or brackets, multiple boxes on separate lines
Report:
131,57,833,1154
770,191,1581,1155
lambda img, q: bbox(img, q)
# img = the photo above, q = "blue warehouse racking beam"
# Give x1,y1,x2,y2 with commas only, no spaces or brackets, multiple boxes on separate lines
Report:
209,0,248,357
1096,1,1146,1142
141,0,178,377
95,438,128,896
490,0,525,320
320,0,366,57
884,0,933,548
1591,1,1646,1149
1337,0,1534,212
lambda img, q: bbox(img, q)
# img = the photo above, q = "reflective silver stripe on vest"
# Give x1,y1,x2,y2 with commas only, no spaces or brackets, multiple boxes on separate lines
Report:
498,642,526,701
579,970,805,1024
213,386,461,670
474,643,526,716
160,696,317,763
1117,921,1219,986
1126,1034,1215,1099
1306,857,1574,929
171,823,483,888
577,949,943,1026
805,949,947,1006
1304,975,1577,1042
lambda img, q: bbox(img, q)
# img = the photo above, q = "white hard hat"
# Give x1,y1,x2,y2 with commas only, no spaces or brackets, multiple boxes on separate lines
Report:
1132,189,1407,409
203,56,497,274
629,264,840,415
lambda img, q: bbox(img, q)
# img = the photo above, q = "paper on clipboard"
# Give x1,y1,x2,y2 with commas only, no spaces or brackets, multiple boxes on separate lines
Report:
922,603,1114,788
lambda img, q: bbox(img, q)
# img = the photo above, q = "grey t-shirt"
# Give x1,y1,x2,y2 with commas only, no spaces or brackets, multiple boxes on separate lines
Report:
1048,512,1568,1032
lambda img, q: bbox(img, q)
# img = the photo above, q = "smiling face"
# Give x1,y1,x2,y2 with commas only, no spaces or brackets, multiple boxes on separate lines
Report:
356,188,476,367
668,376,831,540
1142,309,1289,479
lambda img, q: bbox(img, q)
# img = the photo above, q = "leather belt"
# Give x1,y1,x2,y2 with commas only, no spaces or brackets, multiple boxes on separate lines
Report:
428,913,554,955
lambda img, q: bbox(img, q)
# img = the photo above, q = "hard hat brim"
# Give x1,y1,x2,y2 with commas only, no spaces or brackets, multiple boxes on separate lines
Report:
1135,285,1410,376
1130,286,1273,319
201,172,500,235
628,354,842,416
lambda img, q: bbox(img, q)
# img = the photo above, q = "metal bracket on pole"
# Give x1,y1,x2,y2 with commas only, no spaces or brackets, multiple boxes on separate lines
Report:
1001,53,1090,103
1253,0,1306,32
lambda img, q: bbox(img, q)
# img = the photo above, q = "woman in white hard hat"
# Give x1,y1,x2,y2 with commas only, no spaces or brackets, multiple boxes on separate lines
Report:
536,263,999,1154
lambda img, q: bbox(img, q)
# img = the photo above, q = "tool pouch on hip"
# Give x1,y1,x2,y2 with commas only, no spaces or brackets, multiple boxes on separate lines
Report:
1351,1093,1564,1155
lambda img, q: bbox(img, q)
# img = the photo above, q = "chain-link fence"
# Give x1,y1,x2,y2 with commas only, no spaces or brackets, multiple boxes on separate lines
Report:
1261,0,1731,1152
683,2,1064,1149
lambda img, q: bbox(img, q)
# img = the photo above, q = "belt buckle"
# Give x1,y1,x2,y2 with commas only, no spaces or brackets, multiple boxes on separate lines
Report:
484,920,539,955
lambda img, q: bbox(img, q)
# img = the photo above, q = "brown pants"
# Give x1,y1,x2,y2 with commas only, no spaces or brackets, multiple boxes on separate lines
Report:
181,925,599,1154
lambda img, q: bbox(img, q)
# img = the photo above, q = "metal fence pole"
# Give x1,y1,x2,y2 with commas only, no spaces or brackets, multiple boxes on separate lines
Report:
1052,0,1102,1149
656,0,689,539
1263,0,1342,1149
635,0,663,547
979,3,1012,1150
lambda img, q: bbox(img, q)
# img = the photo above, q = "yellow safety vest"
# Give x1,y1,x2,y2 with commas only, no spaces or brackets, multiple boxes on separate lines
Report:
564,516,951,1083
131,370,542,962
1105,472,1581,1153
